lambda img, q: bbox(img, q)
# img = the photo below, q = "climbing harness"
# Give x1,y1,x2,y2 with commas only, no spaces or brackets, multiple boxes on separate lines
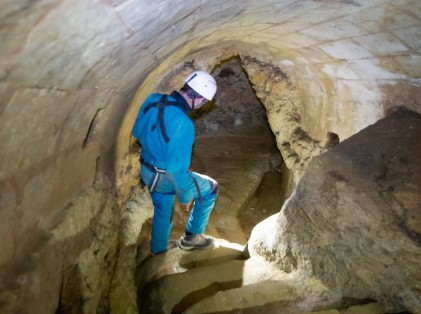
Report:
142,156,204,204
140,92,211,203
143,94,188,143
190,172,203,204
140,157,167,193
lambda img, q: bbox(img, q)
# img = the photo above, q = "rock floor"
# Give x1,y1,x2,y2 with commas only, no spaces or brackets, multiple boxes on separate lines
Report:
172,125,283,244
135,126,394,314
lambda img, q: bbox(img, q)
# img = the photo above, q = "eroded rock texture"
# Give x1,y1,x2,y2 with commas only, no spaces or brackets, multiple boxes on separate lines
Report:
0,175,120,314
248,109,421,312
241,56,328,182
1,0,421,313
194,57,268,136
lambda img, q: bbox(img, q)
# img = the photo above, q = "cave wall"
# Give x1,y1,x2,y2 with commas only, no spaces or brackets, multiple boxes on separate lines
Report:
192,57,269,136
248,109,421,312
0,0,420,312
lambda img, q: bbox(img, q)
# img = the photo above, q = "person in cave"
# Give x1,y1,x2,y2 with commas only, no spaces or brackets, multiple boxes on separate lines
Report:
132,70,219,255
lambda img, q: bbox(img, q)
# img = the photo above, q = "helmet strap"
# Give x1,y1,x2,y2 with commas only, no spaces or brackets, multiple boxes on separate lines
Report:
192,97,196,110
187,89,197,110
185,85,207,109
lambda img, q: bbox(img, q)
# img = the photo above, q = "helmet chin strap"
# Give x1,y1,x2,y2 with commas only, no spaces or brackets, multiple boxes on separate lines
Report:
187,89,197,110
191,95,196,110
192,97,208,110
187,88,207,110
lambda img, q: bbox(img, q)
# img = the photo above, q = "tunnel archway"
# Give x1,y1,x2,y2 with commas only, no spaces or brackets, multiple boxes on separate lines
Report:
1,1,420,313
113,44,419,312
115,49,327,313
117,44,336,196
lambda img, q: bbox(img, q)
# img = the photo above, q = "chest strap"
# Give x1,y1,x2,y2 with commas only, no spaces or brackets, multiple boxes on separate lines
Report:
143,95,185,143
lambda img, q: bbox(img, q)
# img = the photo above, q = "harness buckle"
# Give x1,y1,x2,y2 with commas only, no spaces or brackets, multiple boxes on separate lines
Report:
140,158,166,192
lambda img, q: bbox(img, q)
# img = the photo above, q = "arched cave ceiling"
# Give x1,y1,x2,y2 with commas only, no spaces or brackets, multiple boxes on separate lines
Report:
1,1,420,188
0,1,420,313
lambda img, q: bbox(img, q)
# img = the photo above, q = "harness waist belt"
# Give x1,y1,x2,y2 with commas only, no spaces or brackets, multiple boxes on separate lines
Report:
140,157,166,193
140,157,166,173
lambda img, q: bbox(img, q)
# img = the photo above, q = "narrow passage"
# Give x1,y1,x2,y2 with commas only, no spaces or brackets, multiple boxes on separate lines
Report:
136,124,285,314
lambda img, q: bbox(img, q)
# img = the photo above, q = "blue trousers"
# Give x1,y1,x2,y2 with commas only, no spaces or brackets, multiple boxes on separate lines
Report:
144,171,218,254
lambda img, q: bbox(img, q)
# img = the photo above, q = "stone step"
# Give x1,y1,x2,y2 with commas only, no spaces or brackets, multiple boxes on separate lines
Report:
137,239,244,285
184,280,312,314
313,301,388,314
137,240,345,314
136,239,246,313
140,259,246,314
137,239,392,314
184,278,389,314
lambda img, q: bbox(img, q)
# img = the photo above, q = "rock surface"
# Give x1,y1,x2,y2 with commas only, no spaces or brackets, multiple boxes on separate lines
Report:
136,239,342,314
134,112,421,313
1,0,421,312
189,128,283,244
248,109,421,313
136,239,392,313
113,124,284,313
193,57,268,136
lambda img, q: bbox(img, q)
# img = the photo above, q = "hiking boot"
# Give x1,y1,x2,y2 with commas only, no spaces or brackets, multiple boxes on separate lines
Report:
179,234,214,251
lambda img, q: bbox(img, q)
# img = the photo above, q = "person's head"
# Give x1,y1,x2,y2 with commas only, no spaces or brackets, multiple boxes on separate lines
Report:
181,71,217,109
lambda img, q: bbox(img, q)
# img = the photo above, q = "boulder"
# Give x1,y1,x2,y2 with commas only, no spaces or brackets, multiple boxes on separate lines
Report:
248,109,421,312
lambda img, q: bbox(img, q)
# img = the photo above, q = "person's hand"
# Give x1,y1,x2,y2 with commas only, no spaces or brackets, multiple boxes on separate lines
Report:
180,201,193,212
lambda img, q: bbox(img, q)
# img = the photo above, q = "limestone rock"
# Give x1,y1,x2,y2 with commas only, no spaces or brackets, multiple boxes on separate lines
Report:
192,57,268,136
136,240,341,314
241,55,327,182
248,109,421,312
1,0,421,312
0,176,120,314
190,128,282,244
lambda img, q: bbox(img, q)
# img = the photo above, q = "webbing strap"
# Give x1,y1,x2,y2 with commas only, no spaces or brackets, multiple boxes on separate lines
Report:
157,103,169,142
190,172,203,205
140,158,166,193
143,95,183,143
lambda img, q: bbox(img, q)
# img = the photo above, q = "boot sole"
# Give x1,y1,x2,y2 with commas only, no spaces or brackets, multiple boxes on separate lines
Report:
178,243,196,251
179,240,214,251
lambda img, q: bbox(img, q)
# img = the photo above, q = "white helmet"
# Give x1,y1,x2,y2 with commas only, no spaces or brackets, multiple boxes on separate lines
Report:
185,71,217,100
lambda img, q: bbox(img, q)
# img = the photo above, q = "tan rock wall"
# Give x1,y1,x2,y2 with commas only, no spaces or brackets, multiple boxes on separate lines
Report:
1,0,420,312
248,109,421,312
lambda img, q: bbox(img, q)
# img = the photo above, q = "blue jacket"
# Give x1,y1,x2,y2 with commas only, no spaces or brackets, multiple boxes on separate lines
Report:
132,91,195,203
